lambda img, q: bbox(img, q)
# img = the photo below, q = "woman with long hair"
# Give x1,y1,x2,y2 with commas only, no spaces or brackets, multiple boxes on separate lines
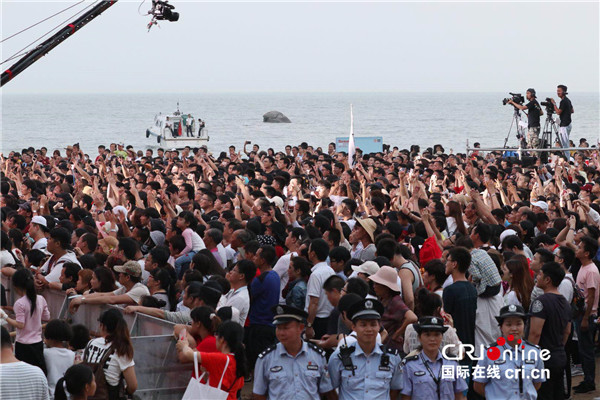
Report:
3,268,50,372
82,308,137,399
54,364,97,400
147,268,176,311
192,250,226,280
176,321,246,400
503,254,534,310
87,267,117,294
445,200,467,236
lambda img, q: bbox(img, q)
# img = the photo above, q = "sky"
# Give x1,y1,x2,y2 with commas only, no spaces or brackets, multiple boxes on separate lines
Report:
1,1,599,93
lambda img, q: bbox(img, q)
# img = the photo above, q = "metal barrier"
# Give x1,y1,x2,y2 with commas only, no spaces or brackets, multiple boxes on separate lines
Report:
31,288,185,400
1,274,15,306
44,289,69,319
131,335,189,399
465,139,595,158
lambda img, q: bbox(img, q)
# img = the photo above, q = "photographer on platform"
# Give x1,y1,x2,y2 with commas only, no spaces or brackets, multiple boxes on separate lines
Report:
549,84,574,158
507,88,543,149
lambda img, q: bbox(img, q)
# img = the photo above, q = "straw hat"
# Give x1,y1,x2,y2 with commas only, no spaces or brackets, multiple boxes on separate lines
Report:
368,266,401,292
355,217,377,242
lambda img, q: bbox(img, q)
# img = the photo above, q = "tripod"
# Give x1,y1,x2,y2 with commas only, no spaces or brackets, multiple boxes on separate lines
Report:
540,112,559,149
539,112,560,163
503,106,527,148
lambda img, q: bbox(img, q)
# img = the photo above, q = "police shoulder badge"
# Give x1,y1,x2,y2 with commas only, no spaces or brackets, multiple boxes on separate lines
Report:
531,300,543,313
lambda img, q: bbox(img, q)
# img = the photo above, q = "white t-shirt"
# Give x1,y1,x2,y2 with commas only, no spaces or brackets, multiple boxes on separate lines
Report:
44,347,75,398
84,337,135,387
273,252,297,303
0,361,49,400
32,238,48,251
191,231,206,252
560,273,575,304
217,286,250,326
40,252,81,283
0,249,17,268
335,331,381,351
217,243,228,269
113,282,150,304
305,262,335,318
503,289,523,307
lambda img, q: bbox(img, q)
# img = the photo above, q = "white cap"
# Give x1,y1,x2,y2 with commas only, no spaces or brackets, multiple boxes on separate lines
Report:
351,261,380,276
31,215,47,228
531,201,548,211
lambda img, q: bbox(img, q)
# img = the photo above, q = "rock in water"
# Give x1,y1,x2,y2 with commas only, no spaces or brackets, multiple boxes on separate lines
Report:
263,111,291,123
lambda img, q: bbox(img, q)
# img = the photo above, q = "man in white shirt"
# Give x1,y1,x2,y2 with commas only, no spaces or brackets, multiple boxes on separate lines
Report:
217,260,256,326
37,227,80,285
305,239,335,340
273,227,305,303
29,216,49,251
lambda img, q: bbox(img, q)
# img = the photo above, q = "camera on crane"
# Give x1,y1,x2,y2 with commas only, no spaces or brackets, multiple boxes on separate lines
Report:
150,0,179,22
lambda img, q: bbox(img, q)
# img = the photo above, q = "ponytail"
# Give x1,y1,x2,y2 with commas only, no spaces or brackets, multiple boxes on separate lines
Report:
54,364,94,400
12,269,36,316
216,321,247,379
190,306,222,336
54,377,68,400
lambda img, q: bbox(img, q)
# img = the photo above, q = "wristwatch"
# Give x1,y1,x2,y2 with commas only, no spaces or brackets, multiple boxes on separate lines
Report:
80,297,86,304
307,322,313,328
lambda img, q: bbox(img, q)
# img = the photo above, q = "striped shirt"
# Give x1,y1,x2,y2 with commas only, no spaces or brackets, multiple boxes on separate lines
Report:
0,361,49,400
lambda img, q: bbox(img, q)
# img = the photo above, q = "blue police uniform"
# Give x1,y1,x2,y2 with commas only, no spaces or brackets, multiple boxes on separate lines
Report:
401,350,467,400
474,341,546,399
474,304,547,400
329,343,403,400
253,341,333,399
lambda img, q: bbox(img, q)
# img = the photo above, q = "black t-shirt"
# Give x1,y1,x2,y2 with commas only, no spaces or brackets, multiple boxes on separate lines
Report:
526,100,542,128
559,96,573,127
443,281,477,346
529,293,571,368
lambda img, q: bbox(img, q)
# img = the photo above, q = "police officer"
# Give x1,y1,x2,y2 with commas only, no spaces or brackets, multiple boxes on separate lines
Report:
473,305,546,400
253,305,337,400
401,316,467,400
328,298,402,400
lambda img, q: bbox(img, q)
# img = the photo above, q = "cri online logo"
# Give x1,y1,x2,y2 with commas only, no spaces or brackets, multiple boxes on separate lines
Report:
486,335,524,361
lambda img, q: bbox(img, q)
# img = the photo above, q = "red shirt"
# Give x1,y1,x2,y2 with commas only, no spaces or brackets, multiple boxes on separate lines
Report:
196,335,217,354
200,352,244,400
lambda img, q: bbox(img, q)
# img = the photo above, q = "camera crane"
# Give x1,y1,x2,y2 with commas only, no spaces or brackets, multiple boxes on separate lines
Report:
1,1,118,87
1,0,179,87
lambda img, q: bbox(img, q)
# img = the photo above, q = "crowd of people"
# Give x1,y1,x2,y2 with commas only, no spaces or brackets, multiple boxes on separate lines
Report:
1,136,600,400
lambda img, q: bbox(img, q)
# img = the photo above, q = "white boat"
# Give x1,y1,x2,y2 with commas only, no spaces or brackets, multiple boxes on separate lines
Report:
146,104,209,148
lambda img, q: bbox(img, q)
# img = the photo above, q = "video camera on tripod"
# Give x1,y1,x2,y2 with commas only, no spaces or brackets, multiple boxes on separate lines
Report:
502,93,525,106
540,98,555,115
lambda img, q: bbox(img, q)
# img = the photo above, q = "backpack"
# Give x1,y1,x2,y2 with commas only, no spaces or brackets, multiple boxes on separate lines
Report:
565,276,586,320
83,344,126,400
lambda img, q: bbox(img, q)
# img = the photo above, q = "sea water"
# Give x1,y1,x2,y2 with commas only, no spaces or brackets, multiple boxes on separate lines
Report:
1,92,598,154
